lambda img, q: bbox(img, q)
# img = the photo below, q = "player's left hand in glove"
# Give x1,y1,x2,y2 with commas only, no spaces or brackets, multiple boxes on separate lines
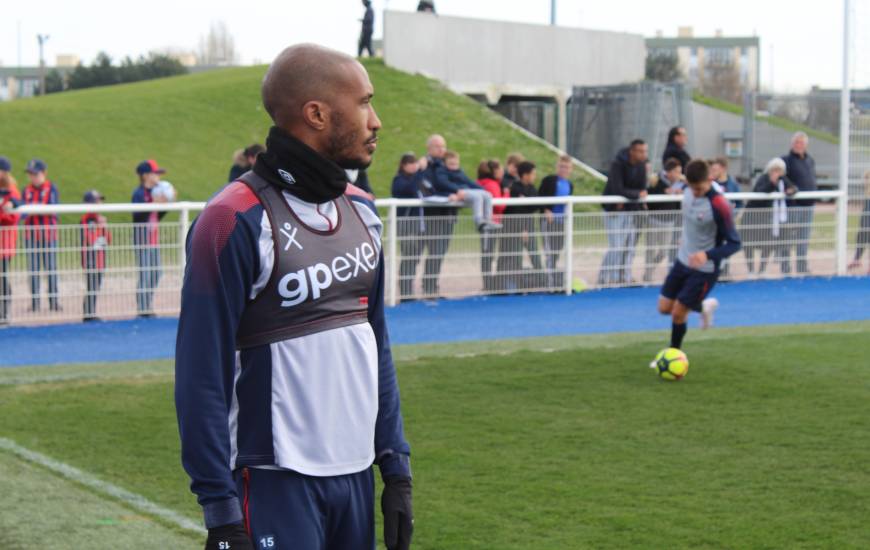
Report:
382,477,413,550
205,522,254,550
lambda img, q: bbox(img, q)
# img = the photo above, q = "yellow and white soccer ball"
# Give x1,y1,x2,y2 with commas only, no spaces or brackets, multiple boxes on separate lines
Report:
651,348,689,381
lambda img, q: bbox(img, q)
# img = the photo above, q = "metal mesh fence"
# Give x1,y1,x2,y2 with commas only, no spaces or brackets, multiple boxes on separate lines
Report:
0,192,846,326
566,82,690,173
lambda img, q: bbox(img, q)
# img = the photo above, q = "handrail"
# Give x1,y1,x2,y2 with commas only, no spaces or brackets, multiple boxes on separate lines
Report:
12,190,844,215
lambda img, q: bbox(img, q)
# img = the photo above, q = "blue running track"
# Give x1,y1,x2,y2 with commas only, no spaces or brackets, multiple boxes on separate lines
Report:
1,277,867,367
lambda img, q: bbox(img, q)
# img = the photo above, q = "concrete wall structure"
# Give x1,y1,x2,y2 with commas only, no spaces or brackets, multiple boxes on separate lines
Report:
383,10,645,149
691,102,839,183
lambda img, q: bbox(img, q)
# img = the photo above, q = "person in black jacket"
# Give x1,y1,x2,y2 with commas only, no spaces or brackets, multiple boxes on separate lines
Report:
418,134,463,296
598,140,649,285
417,0,436,13
781,131,817,274
391,153,430,299
538,155,574,289
742,157,797,274
499,161,544,291
359,0,374,57
662,126,691,171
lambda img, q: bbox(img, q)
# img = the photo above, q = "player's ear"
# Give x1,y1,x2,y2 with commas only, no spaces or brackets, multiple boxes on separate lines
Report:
302,100,329,131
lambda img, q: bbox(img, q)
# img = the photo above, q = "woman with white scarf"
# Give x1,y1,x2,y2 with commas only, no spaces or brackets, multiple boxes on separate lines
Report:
742,158,797,275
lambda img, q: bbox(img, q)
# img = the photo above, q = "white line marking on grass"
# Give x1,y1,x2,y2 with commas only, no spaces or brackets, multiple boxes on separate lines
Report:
0,437,204,536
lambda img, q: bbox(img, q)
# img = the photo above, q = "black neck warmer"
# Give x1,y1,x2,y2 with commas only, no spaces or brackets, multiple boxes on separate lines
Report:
253,126,348,204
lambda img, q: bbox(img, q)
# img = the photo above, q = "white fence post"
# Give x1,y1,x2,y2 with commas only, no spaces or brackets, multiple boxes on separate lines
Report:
179,204,190,276
563,200,574,295
387,204,399,307
837,0,851,276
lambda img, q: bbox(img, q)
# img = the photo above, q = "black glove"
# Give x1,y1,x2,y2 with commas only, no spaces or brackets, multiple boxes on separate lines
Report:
382,477,413,550
205,522,254,550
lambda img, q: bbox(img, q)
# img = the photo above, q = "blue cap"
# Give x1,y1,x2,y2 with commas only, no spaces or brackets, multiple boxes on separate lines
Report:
83,190,104,204
0,157,10,172
26,158,47,173
136,159,166,175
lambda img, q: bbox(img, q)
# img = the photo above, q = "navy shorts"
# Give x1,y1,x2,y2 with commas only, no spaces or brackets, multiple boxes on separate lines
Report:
661,261,718,312
235,466,375,550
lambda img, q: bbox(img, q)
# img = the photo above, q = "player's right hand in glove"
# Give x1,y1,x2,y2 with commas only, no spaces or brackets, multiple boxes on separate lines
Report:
382,477,413,550
205,522,254,550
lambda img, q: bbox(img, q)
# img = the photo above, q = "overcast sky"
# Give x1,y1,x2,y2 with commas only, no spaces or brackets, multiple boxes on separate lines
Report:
2,0,866,93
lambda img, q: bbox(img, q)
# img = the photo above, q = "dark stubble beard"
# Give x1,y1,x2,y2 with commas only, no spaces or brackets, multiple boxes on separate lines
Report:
328,112,375,170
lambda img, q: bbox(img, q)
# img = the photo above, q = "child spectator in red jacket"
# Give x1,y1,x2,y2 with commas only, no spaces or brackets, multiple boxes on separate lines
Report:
81,190,112,321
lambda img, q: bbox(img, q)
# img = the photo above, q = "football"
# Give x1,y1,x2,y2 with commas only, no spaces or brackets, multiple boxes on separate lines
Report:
651,348,689,381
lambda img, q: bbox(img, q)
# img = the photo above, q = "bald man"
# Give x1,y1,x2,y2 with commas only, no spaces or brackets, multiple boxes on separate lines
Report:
176,44,413,550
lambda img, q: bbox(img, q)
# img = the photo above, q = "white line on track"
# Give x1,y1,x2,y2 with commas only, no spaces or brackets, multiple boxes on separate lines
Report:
0,437,204,536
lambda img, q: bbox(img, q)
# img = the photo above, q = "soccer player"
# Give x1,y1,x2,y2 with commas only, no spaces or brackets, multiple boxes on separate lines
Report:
657,159,741,350
175,44,412,550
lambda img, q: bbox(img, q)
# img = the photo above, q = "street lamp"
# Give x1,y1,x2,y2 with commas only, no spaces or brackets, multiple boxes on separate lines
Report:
37,33,50,96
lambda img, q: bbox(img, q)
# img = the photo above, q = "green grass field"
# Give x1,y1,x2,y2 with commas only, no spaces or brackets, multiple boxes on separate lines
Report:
1,322,869,549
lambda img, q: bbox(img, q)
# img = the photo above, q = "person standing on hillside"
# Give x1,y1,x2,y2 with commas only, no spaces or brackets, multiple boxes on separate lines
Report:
22,159,61,312
131,159,169,317
359,0,375,57
175,44,412,550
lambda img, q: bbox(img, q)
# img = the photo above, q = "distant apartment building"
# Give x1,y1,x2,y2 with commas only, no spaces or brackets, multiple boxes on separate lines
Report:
646,27,760,100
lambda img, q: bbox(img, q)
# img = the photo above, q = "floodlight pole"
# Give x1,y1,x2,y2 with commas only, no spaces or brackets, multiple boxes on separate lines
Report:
37,33,49,96
550,0,556,25
836,0,850,275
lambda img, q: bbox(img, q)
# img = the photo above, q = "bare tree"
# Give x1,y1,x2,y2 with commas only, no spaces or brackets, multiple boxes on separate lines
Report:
702,61,743,104
197,21,238,66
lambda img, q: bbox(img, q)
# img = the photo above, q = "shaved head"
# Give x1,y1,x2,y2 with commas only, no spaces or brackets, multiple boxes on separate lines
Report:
262,43,358,126
262,43,382,169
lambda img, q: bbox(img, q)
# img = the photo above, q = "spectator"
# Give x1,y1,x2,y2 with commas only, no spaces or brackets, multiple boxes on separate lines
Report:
417,134,460,297
643,158,683,282
22,159,61,312
443,150,500,231
417,0,436,13
132,159,169,317
228,144,266,182
502,152,524,194
391,152,430,299
662,126,691,171
598,140,649,285
80,190,112,322
742,157,797,275
500,161,544,291
228,149,247,182
848,170,870,274
0,167,21,325
709,157,741,277
359,0,375,57
538,155,574,289
710,157,741,208
477,159,507,291
782,131,817,274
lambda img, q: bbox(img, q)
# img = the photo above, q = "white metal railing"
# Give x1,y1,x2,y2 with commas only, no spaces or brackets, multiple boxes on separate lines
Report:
1,190,855,325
